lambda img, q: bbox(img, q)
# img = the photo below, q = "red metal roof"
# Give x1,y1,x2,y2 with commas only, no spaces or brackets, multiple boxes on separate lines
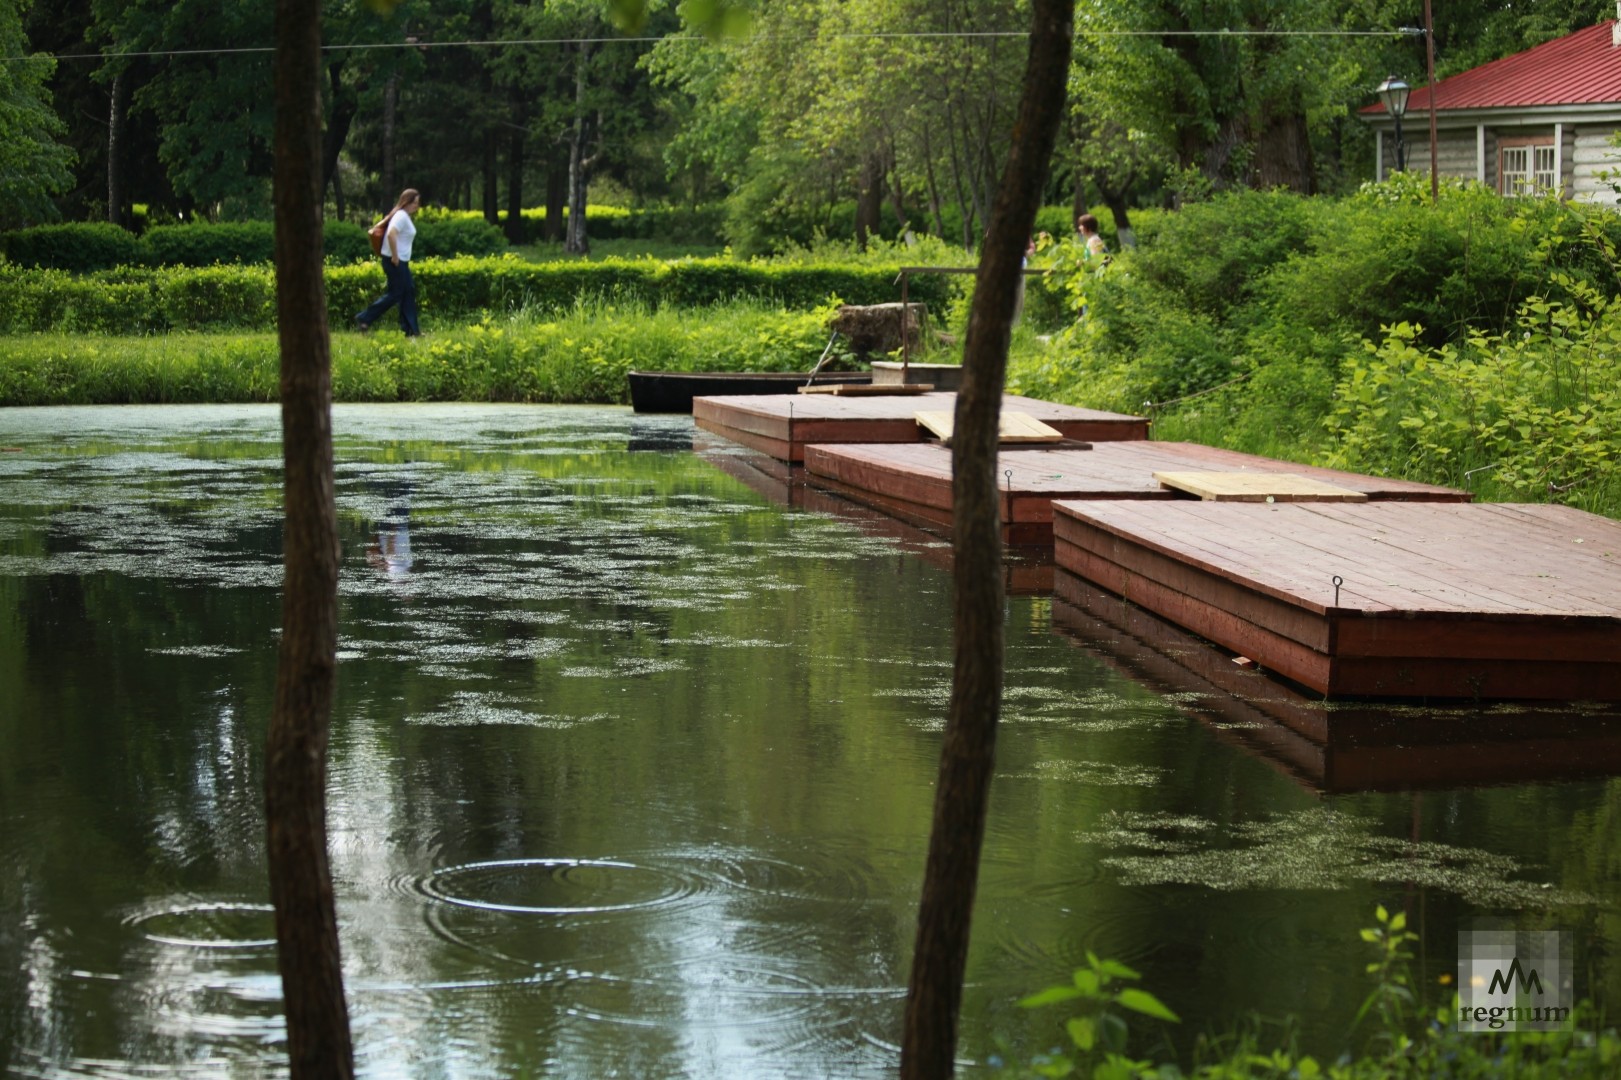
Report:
1362,20,1621,114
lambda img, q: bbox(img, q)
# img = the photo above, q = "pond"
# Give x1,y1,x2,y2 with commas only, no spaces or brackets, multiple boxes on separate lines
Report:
1,403,1617,1077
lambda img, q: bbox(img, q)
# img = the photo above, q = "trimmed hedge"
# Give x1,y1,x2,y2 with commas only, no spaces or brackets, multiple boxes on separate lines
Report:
0,217,507,271
0,255,954,334
446,205,727,245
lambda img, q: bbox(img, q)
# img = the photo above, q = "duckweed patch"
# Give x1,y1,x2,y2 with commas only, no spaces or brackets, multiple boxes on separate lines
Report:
1080,807,1596,907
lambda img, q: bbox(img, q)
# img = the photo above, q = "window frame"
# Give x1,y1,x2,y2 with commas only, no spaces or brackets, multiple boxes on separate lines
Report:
1498,133,1557,196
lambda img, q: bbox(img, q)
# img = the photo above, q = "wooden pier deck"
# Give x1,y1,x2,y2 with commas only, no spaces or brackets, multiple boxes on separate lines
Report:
1052,500,1621,700
803,441,1469,546
697,438,1053,594
1051,573,1621,792
692,392,1147,463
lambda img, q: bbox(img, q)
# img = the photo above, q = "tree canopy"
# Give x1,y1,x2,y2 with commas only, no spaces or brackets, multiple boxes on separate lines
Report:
9,0,1617,242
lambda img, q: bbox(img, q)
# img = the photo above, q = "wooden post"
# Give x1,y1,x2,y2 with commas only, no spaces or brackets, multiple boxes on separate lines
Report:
1425,0,1439,203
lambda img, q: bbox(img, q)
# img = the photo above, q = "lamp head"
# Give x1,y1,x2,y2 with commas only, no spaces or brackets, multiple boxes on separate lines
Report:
1377,75,1411,119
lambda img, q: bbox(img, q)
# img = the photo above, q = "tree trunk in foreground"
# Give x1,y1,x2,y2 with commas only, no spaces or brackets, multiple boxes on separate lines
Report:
270,0,353,1076
900,2,1075,1077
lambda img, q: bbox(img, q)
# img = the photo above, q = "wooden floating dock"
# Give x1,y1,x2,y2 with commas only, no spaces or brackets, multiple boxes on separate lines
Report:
1052,500,1621,700
802,441,1469,546
697,437,1053,595
1051,573,1621,792
692,391,1147,463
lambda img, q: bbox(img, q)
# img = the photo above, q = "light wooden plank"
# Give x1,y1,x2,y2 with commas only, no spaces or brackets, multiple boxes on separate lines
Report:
915,410,1064,443
797,383,934,396
1153,470,1370,502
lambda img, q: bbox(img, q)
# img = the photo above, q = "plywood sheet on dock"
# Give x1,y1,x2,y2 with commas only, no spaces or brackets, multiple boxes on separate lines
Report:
693,391,1147,462
1051,499,1621,700
802,441,1468,547
1153,470,1368,502
1050,571,1621,791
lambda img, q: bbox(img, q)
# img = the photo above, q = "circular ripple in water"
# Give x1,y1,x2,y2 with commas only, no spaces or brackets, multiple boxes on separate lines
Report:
559,963,826,1028
126,901,278,951
421,857,697,916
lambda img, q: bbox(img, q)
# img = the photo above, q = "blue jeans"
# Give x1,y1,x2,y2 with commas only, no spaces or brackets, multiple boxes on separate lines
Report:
356,258,419,336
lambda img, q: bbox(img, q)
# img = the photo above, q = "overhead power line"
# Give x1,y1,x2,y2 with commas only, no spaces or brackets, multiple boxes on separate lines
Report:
4,26,1423,64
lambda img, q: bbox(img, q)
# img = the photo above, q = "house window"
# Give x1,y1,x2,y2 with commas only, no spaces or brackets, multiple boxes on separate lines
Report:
1499,136,1557,195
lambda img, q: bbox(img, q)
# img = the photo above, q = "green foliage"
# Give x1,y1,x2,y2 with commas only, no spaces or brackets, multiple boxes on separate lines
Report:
0,0,74,229
1323,291,1621,513
0,222,147,272
998,909,1621,1079
0,301,849,406
1008,184,1621,518
0,254,952,335
406,213,509,259
1013,951,1180,1078
0,218,497,271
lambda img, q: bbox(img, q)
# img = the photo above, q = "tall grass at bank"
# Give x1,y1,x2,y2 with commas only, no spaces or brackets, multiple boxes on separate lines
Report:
0,301,858,407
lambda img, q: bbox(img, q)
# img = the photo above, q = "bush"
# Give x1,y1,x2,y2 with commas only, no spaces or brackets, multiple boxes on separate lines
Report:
144,222,277,266
0,255,954,335
1011,183,1621,483
0,217,507,272
0,222,148,271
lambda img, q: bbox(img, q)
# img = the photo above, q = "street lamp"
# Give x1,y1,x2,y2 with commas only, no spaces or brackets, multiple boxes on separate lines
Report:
1377,75,1412,172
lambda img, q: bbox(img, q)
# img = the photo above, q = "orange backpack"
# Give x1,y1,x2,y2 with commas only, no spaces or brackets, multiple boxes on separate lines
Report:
367,210,396,257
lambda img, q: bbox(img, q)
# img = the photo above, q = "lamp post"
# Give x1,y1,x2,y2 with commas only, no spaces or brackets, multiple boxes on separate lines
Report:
1377,75,1412,173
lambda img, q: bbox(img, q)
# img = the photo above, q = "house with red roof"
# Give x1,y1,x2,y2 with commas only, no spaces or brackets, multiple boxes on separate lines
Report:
1361,13,1621,201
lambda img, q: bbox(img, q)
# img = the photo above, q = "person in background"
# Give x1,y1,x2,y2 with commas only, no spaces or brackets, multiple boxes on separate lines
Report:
1013,234,1036,324
356,188,422,337
1076,212,1108,262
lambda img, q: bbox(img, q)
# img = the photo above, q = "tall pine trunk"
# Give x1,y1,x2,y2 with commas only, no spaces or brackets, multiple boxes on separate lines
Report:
107,69,129,228
270,0,352,1075
900,1,1074,1076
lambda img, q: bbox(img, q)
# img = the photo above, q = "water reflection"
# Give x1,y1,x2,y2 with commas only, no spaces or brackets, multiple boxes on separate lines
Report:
0,404,1616,1077
1051,569,1621,794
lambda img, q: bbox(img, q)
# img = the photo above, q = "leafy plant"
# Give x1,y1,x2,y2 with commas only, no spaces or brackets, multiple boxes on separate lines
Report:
1013,951,1180,1078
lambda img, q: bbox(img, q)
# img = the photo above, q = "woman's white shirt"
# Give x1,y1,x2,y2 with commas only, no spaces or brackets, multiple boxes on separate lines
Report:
387,210,416,262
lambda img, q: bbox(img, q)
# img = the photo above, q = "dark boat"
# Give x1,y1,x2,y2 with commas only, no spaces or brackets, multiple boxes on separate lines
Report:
627,370,872,414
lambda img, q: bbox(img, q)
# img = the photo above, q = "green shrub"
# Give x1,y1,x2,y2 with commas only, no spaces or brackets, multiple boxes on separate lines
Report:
0,222,148,271
0,254,953,335
144,222,277,266
411,214,508,259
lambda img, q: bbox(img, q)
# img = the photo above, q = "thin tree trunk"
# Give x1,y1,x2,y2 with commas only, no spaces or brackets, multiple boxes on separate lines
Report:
884,140,908,231
270,0,352,1076
108,69,129,228
545,150,567,242
381,72,399,203
1093,173,1137,248
321,58,358,221
505,99,527,245
900,2,1074,1076
565,42,594,255
483,129,500,225
921,125,947,238
855,150,883,250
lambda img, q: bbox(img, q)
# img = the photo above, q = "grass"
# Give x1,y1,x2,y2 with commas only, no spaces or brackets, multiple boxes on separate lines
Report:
0,300,869,407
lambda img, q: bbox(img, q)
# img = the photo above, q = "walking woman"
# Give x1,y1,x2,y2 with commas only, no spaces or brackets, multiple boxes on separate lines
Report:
356,188,422,336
